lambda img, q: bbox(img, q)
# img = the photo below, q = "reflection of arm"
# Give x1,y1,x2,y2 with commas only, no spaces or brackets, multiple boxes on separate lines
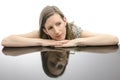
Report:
2,46,67,56
56,45,119,54
76,45,119,53
2,47,42,56
2,45,119,56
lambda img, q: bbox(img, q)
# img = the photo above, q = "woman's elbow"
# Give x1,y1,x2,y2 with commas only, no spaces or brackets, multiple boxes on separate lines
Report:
1,35,15,47
1,39,7,47
113,36,119,45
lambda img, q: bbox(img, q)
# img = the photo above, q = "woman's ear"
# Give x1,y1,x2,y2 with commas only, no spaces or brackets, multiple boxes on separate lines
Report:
43,28,49,35
63,17,67,22
63,17,67,26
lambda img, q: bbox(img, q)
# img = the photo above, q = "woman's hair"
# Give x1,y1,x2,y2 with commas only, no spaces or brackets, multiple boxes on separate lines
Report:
41,51,70,78
39,5,75,40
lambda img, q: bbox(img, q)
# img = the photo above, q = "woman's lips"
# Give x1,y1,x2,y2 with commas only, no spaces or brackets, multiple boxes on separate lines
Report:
55,34,62,38
54,33,65,40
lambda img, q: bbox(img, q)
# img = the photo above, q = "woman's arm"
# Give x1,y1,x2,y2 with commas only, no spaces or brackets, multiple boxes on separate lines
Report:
1,30,41,47
77,30,119,46
1,30,67,47
55,30,119,47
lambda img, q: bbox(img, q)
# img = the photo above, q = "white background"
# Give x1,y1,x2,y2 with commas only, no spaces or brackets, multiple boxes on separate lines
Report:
0,0,120,43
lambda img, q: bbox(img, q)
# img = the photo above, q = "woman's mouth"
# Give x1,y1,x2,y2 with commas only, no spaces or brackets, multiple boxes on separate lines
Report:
55,34,63,39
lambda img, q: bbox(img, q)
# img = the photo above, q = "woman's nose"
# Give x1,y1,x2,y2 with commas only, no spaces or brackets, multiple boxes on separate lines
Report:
57,57,64,61
54,27,59,34
55,62,65,69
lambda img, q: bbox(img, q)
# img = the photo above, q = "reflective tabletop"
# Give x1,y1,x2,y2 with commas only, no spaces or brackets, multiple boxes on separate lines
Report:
0,45,120,80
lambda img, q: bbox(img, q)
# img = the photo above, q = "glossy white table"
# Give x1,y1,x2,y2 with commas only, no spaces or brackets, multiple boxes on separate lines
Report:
0,45,120,80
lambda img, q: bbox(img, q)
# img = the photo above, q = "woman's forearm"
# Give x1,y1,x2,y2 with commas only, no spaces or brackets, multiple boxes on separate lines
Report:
1,35,68,47
76,35,119,46
1,35,43,47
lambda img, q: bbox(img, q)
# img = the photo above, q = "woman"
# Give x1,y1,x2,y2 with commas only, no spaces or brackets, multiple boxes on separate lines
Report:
1,5,119,47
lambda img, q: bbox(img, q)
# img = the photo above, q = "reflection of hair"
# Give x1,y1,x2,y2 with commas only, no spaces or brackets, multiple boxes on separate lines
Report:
41,51,70,78
39,5,76,40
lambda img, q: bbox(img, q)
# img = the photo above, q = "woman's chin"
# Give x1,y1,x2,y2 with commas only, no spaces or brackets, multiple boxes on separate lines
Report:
53,36,65,40
55,38,65,41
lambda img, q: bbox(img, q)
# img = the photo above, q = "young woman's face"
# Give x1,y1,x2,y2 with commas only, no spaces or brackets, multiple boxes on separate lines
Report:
44,13,67,40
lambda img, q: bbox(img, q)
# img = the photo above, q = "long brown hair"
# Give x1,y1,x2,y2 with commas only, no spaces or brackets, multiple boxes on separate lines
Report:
39,5,75,40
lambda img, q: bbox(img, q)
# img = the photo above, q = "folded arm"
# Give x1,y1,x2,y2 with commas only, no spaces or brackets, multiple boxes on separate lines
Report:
55,30,119,47
1,30,67,47
1,30,119,47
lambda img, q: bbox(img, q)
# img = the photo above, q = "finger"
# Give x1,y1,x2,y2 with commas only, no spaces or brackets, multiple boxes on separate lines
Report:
54,45,68,47
59,40,69,44
53,42,63,46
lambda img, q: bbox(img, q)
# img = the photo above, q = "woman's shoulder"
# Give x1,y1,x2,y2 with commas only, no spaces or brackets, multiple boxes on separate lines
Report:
68,22,82,30
68,22,82,38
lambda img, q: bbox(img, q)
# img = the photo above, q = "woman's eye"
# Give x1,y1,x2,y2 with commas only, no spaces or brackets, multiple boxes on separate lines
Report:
56,22,61,26
48,26,53,30
50,62,56,67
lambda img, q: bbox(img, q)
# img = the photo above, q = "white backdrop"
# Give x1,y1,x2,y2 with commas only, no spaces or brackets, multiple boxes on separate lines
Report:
0,0,120,43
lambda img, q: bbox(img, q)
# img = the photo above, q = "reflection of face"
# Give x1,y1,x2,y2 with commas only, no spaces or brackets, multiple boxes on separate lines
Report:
44,13,67,40
47,51,68,75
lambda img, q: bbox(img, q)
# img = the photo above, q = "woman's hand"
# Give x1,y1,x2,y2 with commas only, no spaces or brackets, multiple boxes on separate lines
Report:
54,39,78,47
41,39,69,47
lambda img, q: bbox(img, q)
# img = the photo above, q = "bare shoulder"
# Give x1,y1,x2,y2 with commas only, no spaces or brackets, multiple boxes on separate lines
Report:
16,30,40,38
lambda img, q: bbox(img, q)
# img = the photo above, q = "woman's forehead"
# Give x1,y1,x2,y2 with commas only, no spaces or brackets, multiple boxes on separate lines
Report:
47,14,62,22
44,14,63,26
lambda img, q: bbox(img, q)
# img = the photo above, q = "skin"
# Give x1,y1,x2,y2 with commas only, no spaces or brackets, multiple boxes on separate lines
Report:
43,13,67,41
1,13,119,47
